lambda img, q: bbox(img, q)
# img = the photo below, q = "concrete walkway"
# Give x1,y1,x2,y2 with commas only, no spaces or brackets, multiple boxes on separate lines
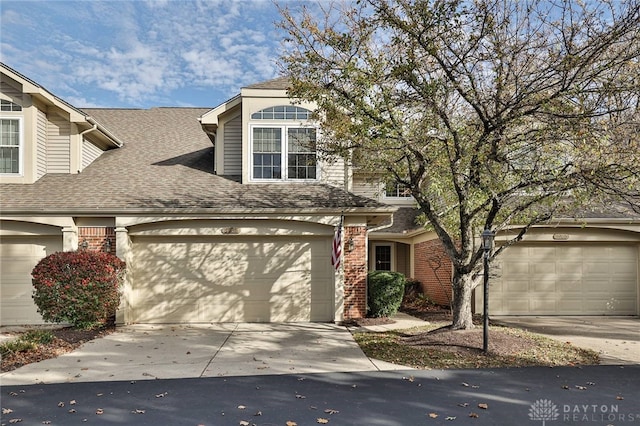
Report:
494,316,640,365
1,318,423,386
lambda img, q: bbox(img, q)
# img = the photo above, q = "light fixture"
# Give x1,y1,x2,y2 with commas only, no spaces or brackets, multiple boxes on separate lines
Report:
79,239,89,250
481,228,495,254
346,237,355,252
105,239,112,253
480,228,495,353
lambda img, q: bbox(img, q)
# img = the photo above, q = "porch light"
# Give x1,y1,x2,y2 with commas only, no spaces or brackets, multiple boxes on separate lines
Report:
80,239,89,250
105,239,111,253
481,228,495,353
346,237,355,252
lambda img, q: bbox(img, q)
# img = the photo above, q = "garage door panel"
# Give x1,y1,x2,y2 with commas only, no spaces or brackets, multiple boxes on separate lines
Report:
483,243,637,315
1,237,63,325
131,236,333,323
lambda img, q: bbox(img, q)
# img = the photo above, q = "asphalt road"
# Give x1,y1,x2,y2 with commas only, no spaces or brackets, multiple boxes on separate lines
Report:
2,365,639,425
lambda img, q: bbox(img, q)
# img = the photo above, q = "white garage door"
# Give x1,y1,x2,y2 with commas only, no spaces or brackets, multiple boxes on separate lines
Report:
130,236,334,323
1,236,63,325
484,244,638,315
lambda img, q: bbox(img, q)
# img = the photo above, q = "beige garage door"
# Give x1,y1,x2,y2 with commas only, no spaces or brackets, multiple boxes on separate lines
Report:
484,244,638,315
1,236,63,325
130,236,334,323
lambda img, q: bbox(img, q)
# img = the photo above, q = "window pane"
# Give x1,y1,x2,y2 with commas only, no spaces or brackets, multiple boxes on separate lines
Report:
251,106,312,120
287,128,316,179
375,246,392,271
0,119,20,174
0,147,19,173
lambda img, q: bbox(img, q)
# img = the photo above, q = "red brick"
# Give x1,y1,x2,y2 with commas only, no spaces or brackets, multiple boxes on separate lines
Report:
413,239,453,306
78,227,116,254
343,226,367,319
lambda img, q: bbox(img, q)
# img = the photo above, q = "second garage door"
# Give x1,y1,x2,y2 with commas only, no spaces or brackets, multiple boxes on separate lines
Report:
130,235,334,323
1,236,63,325
483,244,638,315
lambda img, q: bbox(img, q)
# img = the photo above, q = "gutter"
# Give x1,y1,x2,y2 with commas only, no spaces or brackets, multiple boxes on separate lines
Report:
85,116,124,148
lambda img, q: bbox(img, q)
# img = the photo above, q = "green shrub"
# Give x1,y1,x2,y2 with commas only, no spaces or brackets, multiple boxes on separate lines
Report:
367,271,406,317
32,251,126,329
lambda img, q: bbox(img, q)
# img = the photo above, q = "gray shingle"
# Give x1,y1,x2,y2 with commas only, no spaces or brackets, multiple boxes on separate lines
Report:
244,77,290,90
0,107,386,212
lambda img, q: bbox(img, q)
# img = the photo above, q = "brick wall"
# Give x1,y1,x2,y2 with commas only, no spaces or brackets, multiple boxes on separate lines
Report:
78,227,116,254
414,239,453,306
343,226,368,319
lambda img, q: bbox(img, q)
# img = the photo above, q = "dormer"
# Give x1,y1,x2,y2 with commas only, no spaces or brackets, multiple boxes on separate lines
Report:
0,63,122,184
200,77,346,187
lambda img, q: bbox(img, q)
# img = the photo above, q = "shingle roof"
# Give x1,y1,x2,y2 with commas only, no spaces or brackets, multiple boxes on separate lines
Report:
244,76,290,90
372,207,423,234
0,108,388,213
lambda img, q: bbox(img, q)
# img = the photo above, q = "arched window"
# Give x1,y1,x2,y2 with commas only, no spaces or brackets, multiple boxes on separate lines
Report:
251,105,311,120
1,99,22,112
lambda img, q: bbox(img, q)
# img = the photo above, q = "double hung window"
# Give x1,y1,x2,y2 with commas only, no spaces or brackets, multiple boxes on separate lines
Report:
250,106,317,181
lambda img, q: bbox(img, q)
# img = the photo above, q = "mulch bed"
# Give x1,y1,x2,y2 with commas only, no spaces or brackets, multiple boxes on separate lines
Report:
1,325,114,373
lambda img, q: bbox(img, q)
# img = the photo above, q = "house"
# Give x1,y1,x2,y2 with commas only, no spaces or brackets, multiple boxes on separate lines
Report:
1,62,638,327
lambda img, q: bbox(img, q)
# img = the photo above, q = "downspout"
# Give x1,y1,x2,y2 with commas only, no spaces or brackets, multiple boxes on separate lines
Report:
77,123,98,173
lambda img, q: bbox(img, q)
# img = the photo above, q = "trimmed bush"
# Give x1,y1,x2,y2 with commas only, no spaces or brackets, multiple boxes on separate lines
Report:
32,251,126,329
367,270,406,318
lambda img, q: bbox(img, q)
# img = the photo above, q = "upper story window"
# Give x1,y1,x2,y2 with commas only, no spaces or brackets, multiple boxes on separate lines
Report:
1,100,22,112
250,105,317,181
251,105,311,120
0,117,22,174
384,181,412,198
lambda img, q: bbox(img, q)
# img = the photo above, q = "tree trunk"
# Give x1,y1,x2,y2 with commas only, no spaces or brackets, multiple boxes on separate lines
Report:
451,270,475,330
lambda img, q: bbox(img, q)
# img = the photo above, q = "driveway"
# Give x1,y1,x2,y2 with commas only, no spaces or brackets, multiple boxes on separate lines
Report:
493,316,640,365
0,321,417,386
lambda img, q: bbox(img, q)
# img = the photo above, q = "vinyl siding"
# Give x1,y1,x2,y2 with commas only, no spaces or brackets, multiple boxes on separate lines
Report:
46,114,70,173
36,108,47,179
81,139,102,170
352,175,382,200
319,156,345,188
0,78,23,103
223,113,242,176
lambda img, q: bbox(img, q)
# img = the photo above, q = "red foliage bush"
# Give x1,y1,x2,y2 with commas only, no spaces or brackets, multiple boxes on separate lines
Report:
31,251,126,329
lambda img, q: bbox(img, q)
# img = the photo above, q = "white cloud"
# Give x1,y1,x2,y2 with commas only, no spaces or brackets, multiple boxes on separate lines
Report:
1,0,286,107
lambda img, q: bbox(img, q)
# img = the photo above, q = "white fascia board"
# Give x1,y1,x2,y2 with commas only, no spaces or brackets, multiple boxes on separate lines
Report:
200,95,241,125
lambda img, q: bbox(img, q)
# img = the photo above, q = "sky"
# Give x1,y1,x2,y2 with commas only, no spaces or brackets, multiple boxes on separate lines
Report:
0,0,312,109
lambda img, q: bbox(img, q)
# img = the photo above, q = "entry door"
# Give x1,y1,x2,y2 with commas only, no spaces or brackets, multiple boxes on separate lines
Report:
374,245,392,271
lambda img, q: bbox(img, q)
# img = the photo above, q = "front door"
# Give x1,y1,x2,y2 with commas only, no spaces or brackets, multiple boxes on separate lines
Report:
374,245,392,271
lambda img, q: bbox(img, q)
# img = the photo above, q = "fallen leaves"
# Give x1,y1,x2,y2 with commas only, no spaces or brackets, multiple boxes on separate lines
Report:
2,408,14,414
478,403,488,409
317,418,329,424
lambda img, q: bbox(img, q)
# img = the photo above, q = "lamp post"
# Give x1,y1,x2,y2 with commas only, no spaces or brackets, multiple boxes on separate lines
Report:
481,229,495,353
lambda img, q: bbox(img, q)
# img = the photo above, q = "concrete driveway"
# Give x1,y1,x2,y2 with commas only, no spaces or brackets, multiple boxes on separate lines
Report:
494,316,640,365
0,321,416,386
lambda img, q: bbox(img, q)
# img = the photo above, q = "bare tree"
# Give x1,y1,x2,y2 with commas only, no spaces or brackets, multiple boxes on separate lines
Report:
278,0,640,329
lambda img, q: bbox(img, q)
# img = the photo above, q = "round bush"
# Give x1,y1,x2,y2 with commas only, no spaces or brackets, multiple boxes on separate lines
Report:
32,251,126,329
367,270,406,318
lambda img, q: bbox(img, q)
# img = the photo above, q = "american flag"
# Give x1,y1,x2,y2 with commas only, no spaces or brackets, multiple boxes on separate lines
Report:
331,216,343,270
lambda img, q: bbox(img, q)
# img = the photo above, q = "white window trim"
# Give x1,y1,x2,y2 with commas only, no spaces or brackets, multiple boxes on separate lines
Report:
249,123,320,182
371,242,395,271
0,116,24,176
